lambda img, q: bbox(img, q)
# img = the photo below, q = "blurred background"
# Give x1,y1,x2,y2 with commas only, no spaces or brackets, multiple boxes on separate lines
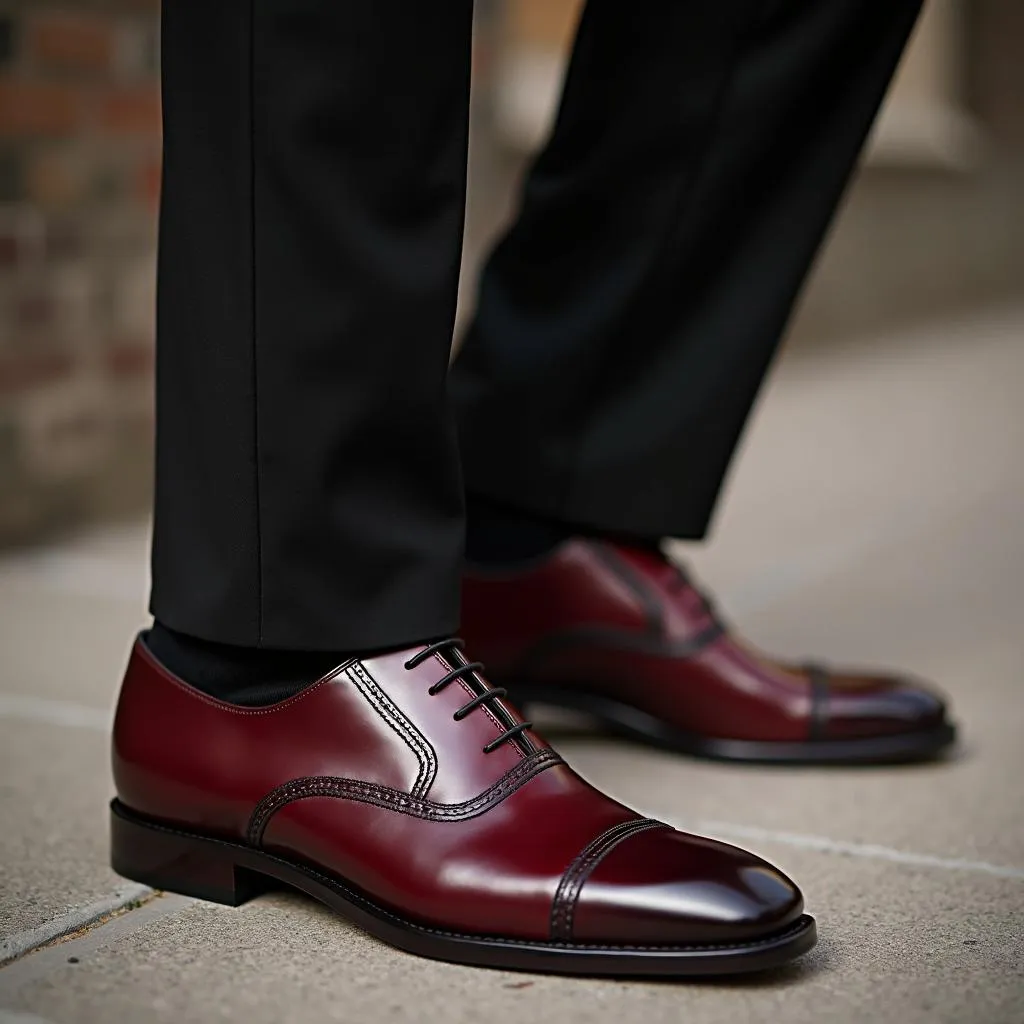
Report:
0,0,1022,545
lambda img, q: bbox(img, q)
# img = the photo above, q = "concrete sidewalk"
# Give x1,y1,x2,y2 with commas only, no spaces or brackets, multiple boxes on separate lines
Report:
1,307,1023,1023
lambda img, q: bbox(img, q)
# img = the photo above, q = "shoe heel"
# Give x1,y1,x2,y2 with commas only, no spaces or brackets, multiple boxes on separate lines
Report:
110,800,271,907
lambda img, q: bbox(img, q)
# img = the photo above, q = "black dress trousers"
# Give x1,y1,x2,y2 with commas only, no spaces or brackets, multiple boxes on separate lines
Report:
151,0,922,653
151,1,474,651
452,0,924,540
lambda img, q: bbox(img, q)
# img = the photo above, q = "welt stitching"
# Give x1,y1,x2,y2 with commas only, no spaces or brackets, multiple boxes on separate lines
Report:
550,819,667,941
247,748,562,845
348,662,437,799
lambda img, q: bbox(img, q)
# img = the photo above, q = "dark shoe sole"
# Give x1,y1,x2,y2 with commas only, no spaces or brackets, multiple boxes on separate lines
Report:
110,799,816,977
507,684,957,765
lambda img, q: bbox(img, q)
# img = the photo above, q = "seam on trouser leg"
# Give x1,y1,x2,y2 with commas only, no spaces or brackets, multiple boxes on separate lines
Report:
247,0,264,646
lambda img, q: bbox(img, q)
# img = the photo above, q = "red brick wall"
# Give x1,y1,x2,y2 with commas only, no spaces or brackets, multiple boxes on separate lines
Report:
0,1,159,542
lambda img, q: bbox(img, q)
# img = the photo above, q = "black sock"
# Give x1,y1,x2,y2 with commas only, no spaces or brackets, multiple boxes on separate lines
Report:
464,494,571,566
146,621,347,707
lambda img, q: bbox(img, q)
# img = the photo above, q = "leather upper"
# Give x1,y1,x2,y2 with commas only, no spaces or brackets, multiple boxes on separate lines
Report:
113,637,802,944
460,538,948,743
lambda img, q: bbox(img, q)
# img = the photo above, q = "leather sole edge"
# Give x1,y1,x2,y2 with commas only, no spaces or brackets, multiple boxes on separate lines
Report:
110,799,816,977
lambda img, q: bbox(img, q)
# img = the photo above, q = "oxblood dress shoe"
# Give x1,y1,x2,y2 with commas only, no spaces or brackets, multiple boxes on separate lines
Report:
111,635,815,976
461,539,956,765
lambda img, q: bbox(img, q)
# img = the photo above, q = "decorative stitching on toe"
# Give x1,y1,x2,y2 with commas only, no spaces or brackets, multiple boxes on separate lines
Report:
550,818,668,942
805,663,831,742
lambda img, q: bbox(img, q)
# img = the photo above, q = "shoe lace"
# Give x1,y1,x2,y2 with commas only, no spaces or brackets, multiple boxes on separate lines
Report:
403,638,533,754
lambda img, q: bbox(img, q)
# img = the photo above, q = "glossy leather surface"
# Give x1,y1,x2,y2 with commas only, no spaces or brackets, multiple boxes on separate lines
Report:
460,538,949,745
112,637,803,944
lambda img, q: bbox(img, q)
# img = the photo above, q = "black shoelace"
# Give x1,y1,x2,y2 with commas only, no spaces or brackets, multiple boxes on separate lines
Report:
404,638,533,754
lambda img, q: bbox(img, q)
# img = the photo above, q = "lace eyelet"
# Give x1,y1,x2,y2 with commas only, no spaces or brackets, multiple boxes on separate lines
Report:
413,638,531,755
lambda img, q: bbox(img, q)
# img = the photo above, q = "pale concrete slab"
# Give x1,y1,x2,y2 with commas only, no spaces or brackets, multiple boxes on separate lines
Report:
0,722,119,938
0,529,145,941
679,304,1024,614
0,524,148,710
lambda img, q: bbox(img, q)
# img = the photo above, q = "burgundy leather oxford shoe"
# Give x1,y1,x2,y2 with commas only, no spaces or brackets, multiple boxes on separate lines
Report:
111,635,815,976
461,538,956,765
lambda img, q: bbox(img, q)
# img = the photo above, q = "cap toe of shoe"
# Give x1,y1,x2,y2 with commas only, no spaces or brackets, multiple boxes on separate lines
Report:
567,826,804,946
821,672,949,740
